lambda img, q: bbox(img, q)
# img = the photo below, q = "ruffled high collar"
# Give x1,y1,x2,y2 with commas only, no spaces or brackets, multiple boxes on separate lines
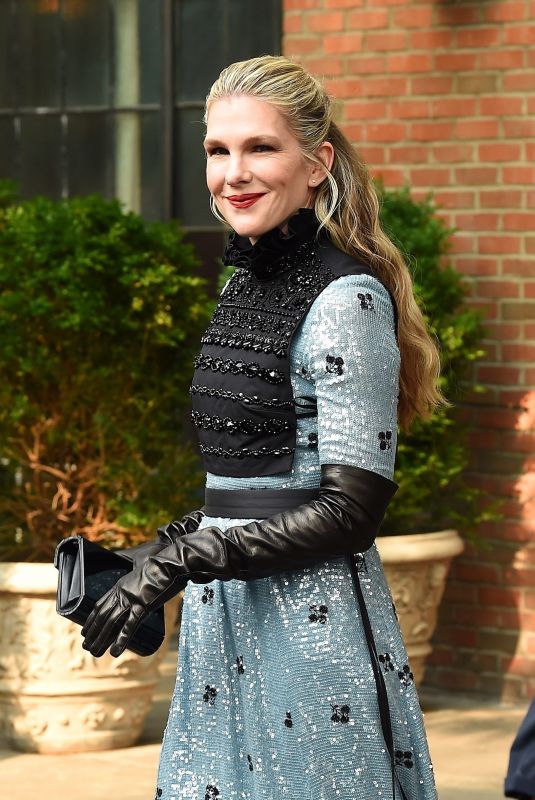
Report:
222,208,322,280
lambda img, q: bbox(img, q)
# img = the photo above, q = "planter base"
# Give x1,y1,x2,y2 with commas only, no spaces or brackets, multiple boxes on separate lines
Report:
0,562,180,753
376,529,464,686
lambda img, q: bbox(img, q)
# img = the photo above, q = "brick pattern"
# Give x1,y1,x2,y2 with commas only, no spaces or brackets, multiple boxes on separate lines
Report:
284,0,535,700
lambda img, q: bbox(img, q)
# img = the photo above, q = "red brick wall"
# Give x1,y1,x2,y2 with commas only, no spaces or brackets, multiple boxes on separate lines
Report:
283,0,535,700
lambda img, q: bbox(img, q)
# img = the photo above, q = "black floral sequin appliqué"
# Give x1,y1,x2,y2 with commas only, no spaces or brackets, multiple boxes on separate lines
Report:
307,431,318,449
247,754,254,771
358,292,374,310
205,785,220,799
331,704,350,723
379,653,395,673
378,430,392,450
155,789,162,799
398,664,414,687
203,685,217,706
236,655,245,674
354,553,367,573
395,750,414,769
201,587,214,606
326,354,344,375
308,603,328,624
284,711,293,728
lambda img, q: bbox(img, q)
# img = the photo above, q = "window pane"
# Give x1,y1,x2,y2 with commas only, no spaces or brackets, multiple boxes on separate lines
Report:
64,0,111,106
187,230,227,292
140,111,163,220
139,0,162,104
0,4,15,108
176,0,225,102
0,118,18,182
174,107,212,227
20,114,62,199
228,1,281,61
67,113,114,197
18,0,61,108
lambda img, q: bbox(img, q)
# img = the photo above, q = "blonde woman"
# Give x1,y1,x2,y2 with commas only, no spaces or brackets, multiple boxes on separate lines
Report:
82,56,441,800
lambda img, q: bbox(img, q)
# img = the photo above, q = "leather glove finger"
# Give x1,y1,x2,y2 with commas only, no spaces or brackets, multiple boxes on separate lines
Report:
80,589,114,639
109,610,145,658
89,610,130,658
81,590,127,656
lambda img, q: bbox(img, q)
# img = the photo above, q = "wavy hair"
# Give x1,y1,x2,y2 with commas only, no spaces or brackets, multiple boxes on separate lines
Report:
205,55,446,429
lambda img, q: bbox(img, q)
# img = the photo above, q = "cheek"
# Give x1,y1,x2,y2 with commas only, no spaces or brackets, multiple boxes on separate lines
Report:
267,161,308,193
206,162,223,193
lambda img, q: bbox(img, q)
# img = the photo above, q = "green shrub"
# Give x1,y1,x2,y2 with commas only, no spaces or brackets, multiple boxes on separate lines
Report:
378,185,491,536
0,187,213,561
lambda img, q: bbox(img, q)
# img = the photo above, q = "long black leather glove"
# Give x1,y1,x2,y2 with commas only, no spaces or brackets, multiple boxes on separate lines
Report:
81,464,396,658
115,509,205,567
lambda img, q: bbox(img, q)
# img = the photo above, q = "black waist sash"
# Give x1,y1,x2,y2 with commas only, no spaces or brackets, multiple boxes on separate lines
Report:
202,486,407,800
204,487,319,517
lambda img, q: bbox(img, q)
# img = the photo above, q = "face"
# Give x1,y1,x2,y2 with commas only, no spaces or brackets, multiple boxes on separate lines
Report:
204,95,332,243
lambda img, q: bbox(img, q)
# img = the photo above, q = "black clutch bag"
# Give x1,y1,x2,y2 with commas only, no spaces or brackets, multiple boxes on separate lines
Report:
54,535,165,657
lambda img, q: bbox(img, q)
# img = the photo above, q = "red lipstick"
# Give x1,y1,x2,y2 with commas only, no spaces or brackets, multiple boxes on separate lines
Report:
227,193,265,208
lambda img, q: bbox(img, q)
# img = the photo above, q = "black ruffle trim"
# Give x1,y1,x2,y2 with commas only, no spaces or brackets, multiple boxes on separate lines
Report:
222,208,322,280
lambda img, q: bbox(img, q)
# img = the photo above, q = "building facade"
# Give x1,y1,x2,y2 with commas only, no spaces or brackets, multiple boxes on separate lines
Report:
1,0,533,700
283,0,535,701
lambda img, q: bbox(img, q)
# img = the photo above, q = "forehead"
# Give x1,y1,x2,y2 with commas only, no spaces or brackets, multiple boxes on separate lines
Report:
205,95,292,141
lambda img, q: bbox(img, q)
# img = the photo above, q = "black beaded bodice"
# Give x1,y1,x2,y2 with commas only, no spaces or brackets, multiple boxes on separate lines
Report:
190,210,376,477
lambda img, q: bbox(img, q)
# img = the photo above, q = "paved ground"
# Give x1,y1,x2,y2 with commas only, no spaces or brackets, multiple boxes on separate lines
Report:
2,639,528,799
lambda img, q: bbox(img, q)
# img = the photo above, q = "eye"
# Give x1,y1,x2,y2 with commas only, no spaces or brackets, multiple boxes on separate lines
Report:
206,147,228,157
253,144,275,153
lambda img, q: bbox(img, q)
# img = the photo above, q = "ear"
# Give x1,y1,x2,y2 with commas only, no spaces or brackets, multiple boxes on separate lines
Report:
308,141,335,188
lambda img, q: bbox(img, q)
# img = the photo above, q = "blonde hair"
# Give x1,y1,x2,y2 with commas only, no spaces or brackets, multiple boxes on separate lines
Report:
205,55,446,429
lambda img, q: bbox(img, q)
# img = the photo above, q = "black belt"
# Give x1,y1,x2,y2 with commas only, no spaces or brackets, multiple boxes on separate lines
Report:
204,487,320,517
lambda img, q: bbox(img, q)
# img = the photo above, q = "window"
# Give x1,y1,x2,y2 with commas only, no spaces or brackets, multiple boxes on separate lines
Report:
0,0,281,232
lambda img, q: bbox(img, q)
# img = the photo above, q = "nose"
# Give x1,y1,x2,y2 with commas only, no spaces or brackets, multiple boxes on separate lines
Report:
224,154,252,187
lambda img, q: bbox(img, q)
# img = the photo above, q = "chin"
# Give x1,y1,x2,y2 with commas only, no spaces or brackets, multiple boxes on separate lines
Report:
231,221,273,240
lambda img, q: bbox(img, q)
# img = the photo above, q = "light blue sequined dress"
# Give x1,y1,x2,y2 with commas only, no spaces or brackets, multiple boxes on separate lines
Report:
156,274,437,800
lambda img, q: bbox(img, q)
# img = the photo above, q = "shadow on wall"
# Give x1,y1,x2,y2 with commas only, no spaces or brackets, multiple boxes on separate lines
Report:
426,390,535,700
515,391,535,538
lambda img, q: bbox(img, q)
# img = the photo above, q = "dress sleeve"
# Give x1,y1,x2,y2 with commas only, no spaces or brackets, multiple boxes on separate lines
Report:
301,274,400,480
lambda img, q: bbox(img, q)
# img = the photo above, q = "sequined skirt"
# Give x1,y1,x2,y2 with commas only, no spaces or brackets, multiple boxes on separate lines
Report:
155,514,437,800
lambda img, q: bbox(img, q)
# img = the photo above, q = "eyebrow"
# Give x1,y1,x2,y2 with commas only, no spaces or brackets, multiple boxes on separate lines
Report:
203,134,281,148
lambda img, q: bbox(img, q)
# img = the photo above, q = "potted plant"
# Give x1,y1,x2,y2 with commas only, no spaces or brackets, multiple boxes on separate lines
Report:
375,185,493,685
0,184,212,752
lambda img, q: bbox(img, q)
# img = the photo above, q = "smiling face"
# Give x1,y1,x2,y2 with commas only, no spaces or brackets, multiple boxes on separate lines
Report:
204,95,326,243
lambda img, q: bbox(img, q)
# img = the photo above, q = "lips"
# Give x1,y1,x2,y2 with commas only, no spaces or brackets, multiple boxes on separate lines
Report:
226,193,265,209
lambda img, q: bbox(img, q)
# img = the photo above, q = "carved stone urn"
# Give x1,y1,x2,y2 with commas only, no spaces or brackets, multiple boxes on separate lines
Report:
376,529,464,686
0,562,180,753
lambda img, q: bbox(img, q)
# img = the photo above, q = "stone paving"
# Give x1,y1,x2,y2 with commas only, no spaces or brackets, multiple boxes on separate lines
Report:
2,640,527,800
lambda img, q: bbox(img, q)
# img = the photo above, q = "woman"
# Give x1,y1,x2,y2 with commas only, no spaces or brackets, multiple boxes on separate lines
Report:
82,56,441,800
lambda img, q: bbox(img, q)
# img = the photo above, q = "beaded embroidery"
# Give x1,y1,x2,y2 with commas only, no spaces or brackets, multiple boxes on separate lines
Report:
193,353,285,385
190,214,377,477
199,444,294,460
189,384,294,409
192,410,290,436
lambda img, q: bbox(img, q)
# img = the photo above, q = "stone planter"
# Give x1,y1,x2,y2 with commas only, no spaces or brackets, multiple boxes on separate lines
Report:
0,562,180,753
376,529,464,686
